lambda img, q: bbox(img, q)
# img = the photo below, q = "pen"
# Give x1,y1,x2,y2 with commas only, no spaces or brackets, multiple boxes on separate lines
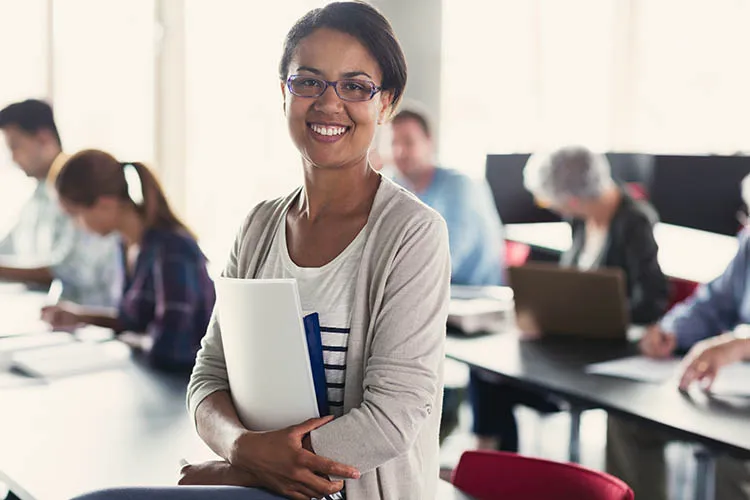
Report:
46,279,63,306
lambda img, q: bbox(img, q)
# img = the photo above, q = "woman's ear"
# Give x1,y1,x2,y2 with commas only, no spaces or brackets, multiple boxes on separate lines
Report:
377,91,394,124
280,80,288,115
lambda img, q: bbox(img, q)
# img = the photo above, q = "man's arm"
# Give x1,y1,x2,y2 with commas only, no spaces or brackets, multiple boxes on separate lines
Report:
0,257,53,285
661,231,750,349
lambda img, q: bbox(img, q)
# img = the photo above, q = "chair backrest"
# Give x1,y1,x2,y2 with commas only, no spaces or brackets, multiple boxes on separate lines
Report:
505,240,531,268
452,450,634,500
667,277,699,311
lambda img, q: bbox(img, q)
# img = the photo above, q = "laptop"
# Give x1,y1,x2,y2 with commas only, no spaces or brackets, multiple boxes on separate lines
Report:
508,263,629,339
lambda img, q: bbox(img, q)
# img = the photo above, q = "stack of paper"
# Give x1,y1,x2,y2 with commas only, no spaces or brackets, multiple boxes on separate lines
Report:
11,340,131,379
0,332,76,370
585,356,679,383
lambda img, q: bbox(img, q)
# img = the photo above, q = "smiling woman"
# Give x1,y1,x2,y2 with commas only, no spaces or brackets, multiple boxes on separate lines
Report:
70,3,450,500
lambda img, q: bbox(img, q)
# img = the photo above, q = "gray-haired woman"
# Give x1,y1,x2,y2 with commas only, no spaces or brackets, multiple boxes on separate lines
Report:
469,145,669,452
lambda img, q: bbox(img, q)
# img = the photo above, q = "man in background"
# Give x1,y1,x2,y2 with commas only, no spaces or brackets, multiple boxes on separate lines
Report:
390,106,506,442
0,99,119,306
390,107,505,286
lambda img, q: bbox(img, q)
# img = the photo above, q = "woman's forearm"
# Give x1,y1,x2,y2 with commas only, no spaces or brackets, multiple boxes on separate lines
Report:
74,306,122,331
195,391,248,463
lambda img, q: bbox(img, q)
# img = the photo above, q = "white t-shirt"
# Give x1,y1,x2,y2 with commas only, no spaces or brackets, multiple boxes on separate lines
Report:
258,213,366,418
577,226,608,270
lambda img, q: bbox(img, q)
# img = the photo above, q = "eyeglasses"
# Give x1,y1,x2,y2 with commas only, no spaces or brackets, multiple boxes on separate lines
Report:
286,74,382,102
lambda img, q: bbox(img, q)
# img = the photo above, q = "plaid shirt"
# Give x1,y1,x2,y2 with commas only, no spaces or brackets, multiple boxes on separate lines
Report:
118,228,215,371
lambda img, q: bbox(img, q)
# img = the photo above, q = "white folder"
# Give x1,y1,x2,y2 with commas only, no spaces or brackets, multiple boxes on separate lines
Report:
216,278,320,432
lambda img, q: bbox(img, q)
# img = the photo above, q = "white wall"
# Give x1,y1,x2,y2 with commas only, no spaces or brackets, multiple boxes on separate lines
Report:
372,0,442,142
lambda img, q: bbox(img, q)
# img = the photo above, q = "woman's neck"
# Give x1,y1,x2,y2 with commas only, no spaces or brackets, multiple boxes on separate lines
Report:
118,207,146,248
297,159,380,221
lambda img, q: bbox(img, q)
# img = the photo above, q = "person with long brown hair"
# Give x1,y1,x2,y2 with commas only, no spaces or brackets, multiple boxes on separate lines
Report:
41,149,215,372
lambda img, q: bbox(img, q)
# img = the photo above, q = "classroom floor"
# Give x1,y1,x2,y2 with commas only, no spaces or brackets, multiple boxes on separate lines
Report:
439,400,698,500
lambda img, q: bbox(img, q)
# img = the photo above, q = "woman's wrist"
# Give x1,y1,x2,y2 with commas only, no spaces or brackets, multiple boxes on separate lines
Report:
228,429,256,466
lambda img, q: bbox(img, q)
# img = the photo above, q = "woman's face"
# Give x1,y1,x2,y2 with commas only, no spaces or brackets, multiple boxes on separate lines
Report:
60,197,119,236
282,28,393,171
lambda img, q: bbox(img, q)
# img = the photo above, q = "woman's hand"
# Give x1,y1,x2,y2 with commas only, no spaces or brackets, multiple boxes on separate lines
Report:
679,333,750,391
639,324,677,359
230,415,360,500
178,460,258,487
40,302,81,331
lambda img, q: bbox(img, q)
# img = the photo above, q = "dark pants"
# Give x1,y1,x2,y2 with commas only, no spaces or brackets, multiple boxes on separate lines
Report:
440,386,464,444
71,486,285,500
468,368,560,452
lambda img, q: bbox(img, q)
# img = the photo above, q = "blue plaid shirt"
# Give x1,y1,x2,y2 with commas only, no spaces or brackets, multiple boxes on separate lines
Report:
118,228,215,371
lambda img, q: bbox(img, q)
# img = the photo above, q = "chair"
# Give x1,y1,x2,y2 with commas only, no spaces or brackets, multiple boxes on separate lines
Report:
667,277,699,310
451,450,634,500
624,182,648,201
505,240,531,268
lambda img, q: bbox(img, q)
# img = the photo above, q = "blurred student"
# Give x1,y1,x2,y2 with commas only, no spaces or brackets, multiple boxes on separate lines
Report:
609,231,750,500
391,107,505,287
0,99,119,306
470,146,669,452
41,150,215,371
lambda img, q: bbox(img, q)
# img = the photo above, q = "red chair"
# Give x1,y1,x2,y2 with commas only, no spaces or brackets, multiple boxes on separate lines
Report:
505,240,531,268
667,277,699,310
451,450,634,500
624,182,648,201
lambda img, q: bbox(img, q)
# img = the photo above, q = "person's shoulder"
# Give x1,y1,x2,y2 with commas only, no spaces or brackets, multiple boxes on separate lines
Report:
149,228,204,261
622,195,659,228
436,166,473,186
235,189,300,236
376,176,445,228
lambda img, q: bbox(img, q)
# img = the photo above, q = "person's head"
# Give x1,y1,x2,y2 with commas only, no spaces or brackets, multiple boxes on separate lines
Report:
0,99,62,179
55,149,192,238
279,1,407,171
390,107,434,179
523,146,614,218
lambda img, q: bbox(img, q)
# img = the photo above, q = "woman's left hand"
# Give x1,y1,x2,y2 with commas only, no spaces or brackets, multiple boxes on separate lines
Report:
679,333,749,391
178,460,259,487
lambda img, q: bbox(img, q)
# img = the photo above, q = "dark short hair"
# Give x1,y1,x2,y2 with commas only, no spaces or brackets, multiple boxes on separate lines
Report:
279,1,407,113
0,99,61,147
392,109,431,137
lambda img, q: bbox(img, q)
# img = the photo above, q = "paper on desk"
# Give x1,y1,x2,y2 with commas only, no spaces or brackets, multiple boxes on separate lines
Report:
585,356,680,383
586,357,750,397
709,363,750,397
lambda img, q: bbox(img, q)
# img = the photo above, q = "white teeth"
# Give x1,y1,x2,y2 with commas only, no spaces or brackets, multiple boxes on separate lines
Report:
310,124,347,136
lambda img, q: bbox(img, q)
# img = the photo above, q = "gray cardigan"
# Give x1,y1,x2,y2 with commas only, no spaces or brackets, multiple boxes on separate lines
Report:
187,177,450,499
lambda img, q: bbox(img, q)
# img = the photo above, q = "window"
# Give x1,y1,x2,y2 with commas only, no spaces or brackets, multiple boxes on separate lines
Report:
184,0,332,262
52,0,156,162
440,0,750,178
0,0,49,234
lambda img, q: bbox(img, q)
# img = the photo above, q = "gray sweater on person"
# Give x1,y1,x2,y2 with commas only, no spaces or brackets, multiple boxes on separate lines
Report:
187,176,450,499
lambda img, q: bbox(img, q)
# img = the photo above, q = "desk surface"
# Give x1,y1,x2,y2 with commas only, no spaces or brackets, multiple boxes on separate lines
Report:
446,332,750,457
0,356,215,500
0,288,473,500
505,222,739,284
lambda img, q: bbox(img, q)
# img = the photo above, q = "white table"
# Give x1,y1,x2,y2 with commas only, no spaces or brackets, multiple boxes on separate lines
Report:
505,222,739,283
